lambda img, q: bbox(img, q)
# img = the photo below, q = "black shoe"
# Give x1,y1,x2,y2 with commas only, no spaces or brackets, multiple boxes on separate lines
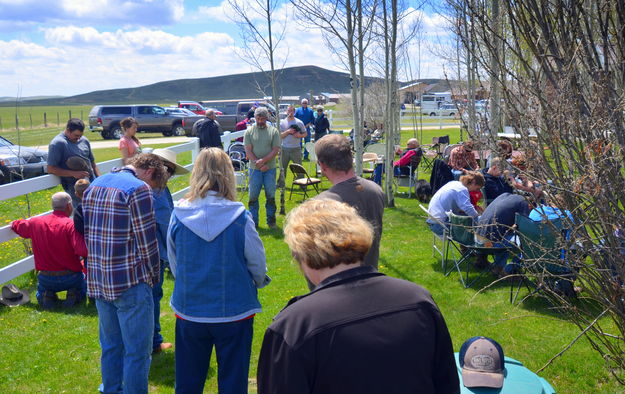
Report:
63,289,84,307
40,291,59,310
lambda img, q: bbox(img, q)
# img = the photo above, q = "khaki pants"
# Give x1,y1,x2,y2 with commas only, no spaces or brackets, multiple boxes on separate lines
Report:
278,147,302,187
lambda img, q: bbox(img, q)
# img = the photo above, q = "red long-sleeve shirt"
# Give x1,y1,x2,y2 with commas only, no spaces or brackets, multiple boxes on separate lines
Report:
11,211,87,272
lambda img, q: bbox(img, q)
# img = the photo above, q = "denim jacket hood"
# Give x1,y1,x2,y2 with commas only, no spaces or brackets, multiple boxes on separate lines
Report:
174,191,246,242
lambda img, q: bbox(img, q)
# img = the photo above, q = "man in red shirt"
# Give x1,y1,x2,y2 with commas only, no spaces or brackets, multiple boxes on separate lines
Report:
11,192,87,309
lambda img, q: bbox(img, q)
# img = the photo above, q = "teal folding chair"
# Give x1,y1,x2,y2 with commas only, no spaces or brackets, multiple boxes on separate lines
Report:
446,213,512,288
512,213,575,303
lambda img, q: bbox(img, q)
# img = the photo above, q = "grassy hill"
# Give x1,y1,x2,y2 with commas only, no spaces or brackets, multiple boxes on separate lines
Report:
9,66,387,106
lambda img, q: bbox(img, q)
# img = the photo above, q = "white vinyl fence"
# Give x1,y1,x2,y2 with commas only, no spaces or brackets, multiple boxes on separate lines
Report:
0,131,244,285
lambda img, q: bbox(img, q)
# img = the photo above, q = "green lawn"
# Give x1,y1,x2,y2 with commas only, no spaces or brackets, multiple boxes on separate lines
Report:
0,127,623,393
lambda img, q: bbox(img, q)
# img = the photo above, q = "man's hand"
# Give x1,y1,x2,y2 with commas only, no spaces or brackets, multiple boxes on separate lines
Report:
73,170,89,179
260,165,269,172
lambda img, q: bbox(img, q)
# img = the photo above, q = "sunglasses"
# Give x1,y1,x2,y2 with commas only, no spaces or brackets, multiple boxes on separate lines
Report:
317,109,323,112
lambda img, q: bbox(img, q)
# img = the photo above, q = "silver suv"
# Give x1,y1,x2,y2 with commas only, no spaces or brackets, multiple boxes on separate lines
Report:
88,104,187,139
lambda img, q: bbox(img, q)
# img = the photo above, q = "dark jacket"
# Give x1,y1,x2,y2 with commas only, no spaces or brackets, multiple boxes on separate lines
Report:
257,266,460,394
430,159,453,195
482,168,513,203
313,114,330,139
193,118,222,149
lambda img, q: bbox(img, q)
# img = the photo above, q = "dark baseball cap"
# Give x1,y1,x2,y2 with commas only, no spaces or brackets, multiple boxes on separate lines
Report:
459,336,505,388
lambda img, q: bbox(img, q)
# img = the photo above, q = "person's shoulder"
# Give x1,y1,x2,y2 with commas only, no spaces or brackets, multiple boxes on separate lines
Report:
49,132,66,146
317,189,342,202
356,176,384,194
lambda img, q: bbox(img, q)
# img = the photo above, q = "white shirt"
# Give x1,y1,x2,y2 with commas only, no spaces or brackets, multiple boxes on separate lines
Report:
279,117,306,149
427,181,479,222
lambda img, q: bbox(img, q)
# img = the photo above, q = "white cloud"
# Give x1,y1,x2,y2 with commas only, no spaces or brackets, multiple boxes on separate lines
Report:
0,0,184,28
197,3,232,23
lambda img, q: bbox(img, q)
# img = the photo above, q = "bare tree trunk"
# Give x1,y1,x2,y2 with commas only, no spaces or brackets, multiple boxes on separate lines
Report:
356,0,366,177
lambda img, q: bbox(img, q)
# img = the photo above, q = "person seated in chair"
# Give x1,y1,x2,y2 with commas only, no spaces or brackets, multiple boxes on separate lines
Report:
449,140,479,180
372,138,422,185
11,192,88,309
426,172,484,237
394,138,423,176
475,192,533,276
481,158,514,203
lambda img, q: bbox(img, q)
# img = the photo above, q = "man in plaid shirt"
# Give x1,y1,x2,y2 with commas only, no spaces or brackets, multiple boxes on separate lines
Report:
449,140,479,180
83,153,167,394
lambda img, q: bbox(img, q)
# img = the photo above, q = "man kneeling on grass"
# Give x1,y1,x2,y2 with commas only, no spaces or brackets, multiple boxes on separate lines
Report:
257,198,459,394
11,192,88,309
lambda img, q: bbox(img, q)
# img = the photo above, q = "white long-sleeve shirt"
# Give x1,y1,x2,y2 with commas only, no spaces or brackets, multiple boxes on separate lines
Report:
427,181,479,222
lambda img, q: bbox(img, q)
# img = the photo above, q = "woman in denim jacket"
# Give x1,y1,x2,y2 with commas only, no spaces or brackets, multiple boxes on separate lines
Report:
167,148,270,394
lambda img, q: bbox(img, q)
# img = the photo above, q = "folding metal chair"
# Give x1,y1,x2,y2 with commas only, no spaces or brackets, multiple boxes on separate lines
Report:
289,163,321,200
419,204,449,269
445,213,512,288
421,135,450,171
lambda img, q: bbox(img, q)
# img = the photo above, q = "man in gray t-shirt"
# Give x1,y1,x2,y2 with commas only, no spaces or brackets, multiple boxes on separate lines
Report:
47,118,100,206
278,105,307,188
315,134,385,270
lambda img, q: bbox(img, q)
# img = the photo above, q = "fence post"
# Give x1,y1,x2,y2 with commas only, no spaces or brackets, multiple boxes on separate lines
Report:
29,113,33,129
0,116,3,130
69,110,72,119
57,112,60,126
44,113,48,127
15,115,19,131
80,110,83,120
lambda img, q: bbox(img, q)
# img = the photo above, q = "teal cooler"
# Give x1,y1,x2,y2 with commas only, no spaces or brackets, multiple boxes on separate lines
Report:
455,353,556,393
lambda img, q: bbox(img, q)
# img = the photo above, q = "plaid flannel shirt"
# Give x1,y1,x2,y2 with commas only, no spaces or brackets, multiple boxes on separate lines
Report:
83,168,160,301
448,146,478,171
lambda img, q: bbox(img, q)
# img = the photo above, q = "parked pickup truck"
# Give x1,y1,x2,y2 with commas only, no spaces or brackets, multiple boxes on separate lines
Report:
200,100,278,131
88,104,188,139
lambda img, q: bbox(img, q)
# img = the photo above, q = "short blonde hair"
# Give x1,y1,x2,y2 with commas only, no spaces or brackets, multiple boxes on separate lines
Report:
74,179,90,199
185,148,236,202
284,199,373,270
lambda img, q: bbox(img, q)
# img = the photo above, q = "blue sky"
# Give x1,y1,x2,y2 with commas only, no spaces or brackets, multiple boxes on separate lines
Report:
0,0,451,97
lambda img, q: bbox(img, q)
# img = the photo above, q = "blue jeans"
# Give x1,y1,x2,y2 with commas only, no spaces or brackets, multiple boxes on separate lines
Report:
175,317,254,394
452,169,464,181
36,272,86,303
96,282,154,394
477,235,520,273
152,262,166,351
303,127,311,158
427,220,448,237
248,167,277,226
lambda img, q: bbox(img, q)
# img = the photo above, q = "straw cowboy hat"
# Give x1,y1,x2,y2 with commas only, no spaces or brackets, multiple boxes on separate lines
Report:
151,149,189,175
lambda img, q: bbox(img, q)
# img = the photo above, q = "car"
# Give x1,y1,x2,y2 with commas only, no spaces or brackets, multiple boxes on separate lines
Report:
0,136,48,184
88,104,187,139
428,104,458,117
164,107,197,116
178,101,209,115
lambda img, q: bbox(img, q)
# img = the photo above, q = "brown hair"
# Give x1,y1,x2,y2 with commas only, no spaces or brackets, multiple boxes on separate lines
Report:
185,148,236,202
121,117,140,144
128,153,168,189
315,134,353,172
460,171,485,188
284,199,373,270
497,140,513,159
74,179,90,199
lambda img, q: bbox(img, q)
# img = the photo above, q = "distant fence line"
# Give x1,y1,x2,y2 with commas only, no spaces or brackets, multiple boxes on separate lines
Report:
0,109,85,131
